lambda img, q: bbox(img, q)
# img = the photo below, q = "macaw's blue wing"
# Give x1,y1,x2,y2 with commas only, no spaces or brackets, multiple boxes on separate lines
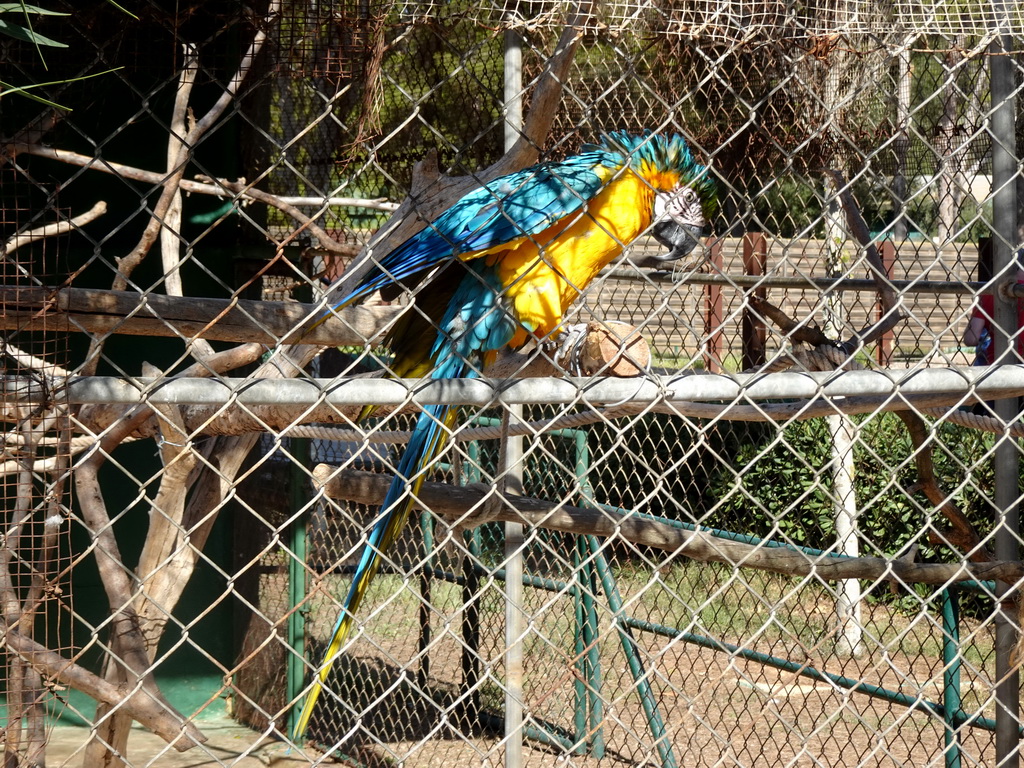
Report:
333,155,610,309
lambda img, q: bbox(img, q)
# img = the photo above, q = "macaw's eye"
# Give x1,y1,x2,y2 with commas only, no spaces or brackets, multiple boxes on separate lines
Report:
679,187,697,204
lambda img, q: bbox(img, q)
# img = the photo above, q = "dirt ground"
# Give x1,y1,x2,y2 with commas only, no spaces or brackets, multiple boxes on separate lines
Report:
36,569,1005,768
44,716,314,768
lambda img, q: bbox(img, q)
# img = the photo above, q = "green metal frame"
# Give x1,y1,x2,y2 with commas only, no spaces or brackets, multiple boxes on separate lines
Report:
295,420,1002,768
286,438,310,738
447,421,998,768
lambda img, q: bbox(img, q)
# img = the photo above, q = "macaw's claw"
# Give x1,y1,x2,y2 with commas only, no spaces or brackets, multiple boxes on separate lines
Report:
544,323,589,375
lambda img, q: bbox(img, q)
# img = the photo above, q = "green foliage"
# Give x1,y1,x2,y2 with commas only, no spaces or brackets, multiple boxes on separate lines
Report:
0,2,127,109
265,5,505,229
749,174,824,238
584,413,771,524
706,414,997,563
0,3,67,47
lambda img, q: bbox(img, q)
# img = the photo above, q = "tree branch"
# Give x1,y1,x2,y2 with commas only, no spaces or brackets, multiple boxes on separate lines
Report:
315,467,1024,586
1,624,205,751
5,144,389,251
826,169,906,352
2,202,107,255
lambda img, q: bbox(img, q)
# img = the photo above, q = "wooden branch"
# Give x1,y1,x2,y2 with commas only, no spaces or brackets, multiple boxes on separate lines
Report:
2,201,107,254
6,145,387,252
0,284,402,347
0,624,205,751
493,0,595,175
161,45,198,301
74,458,202,757
749,296,832,347
315,467,1024,586
160,46,217,366
1,343,72,378
0,109,61,160
194,177,361,257
132,345,321,675
827,169,906,351
1,421,32,761
896,410,990,560
58,343,262,764
746,281,990,566
133,364,199,652
80,8,278,395
747,175,908,363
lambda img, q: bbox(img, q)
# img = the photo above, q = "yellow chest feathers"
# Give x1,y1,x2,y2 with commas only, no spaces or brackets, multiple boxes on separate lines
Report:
489,171,656,342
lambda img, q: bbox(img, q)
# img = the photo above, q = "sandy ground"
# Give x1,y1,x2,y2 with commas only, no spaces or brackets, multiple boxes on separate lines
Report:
43,716,320,768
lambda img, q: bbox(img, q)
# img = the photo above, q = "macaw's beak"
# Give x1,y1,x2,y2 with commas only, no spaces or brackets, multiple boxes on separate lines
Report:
649,220,704,263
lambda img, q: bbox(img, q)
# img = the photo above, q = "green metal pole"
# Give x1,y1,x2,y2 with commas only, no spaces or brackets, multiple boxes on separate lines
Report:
575,430,605,757
286,438,310,738
419,507,435,690
582,552,604,757
589,536,678,768
942,588,963,768
461,441,482,730
572,542,589,754
621,612,1020,735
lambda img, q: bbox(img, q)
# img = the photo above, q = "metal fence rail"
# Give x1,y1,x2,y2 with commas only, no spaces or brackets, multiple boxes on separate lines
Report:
1,1,1023,767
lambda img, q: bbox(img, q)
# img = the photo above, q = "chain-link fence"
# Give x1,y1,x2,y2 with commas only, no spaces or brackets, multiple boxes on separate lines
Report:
2,1,1024,766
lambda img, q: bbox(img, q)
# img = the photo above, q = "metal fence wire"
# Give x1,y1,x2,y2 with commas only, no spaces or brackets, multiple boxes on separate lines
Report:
2,1,1024,766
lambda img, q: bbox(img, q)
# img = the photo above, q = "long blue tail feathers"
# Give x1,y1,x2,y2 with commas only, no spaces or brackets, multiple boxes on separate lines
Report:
291,400,454,742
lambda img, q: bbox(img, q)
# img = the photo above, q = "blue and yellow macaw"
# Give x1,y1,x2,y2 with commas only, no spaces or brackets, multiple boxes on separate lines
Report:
293,130,716,741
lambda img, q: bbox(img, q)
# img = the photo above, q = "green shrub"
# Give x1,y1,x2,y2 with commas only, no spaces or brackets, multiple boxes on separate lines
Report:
706,413,998,563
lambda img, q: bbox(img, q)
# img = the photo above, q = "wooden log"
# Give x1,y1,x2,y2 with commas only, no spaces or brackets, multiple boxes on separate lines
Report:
486,321,650,379
314,466,1024,586
0,284,401,347
5,323,650,438
578,320,650,376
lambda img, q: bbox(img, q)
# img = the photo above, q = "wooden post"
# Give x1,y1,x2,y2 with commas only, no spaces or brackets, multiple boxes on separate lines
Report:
876,241,896,365
703,237,725,373
742,233,767,370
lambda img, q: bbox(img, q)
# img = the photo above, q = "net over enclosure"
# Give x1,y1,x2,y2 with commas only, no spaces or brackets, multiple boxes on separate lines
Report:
2,1,1024,767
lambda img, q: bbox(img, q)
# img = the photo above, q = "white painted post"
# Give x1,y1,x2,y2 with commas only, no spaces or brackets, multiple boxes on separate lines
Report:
502,26,525,768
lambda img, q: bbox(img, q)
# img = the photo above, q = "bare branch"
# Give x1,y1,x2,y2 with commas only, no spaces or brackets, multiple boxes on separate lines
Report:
826,169,906,351
2,201,107,255
6,145,392,245
161,44,199,300
1,624,206,751
316,467,1024,587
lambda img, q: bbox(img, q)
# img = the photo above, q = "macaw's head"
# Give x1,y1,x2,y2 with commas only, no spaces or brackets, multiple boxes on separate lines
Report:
601,130,717,264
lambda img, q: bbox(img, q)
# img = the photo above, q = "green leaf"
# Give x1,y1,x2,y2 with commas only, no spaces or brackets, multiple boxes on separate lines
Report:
101,0,138,20
0,79,68,108
0,17,67,46
0,66,123,109
0,4,70,14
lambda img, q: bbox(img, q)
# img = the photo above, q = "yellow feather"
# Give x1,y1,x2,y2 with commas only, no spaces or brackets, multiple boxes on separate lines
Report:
492,171,656,345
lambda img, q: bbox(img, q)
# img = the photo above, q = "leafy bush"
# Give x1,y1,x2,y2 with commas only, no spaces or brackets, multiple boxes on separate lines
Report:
705,413,998,563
